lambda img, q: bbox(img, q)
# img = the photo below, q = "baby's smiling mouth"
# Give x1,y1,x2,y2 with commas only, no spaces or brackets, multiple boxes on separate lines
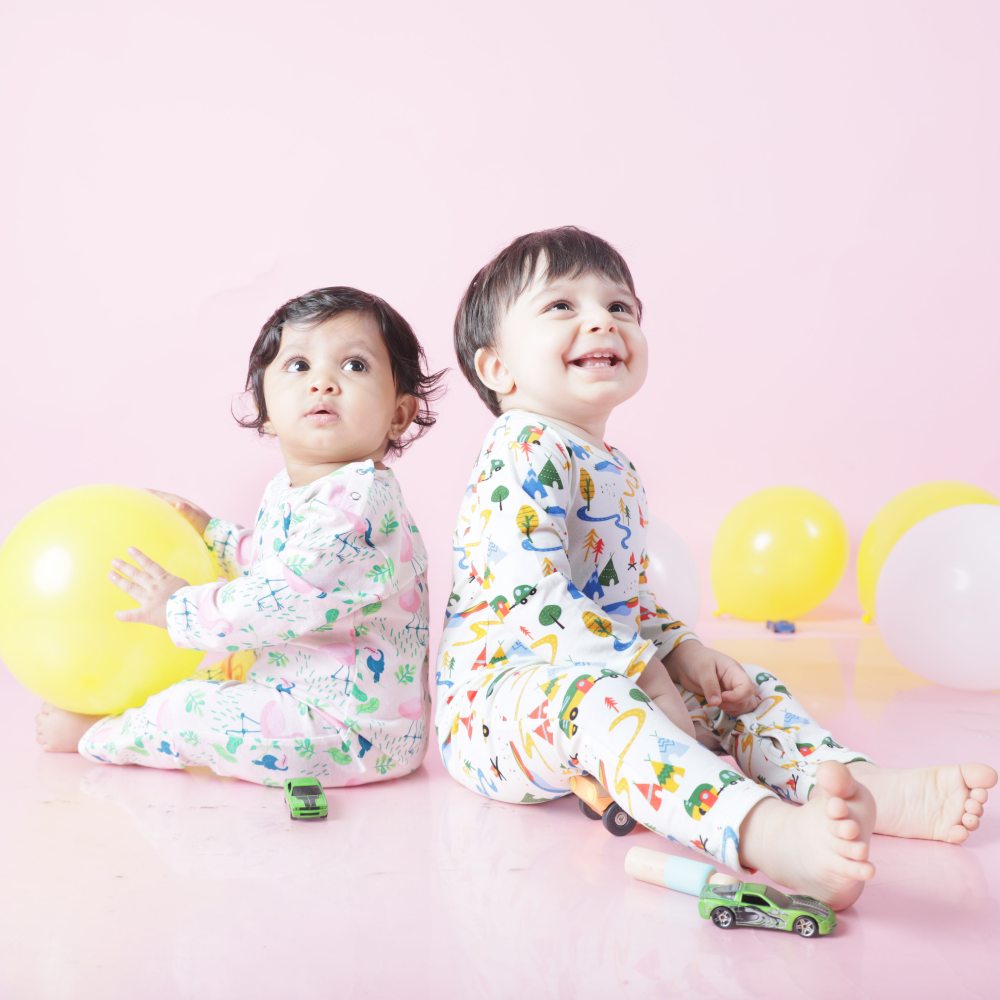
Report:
571,351,621,368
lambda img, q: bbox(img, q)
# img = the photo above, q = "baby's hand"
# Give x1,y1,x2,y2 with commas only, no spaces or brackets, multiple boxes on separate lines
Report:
149,489,212,536
664,640,760,715
110,548,190,629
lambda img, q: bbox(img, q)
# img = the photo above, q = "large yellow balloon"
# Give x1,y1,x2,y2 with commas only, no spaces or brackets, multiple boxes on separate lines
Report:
0,486,216,714
857,481,999,622
711,487,848,621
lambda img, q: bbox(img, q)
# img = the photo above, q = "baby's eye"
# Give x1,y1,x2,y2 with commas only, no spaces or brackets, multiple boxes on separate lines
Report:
609,302,632,314
286,358,310,372
343,358,368,373
546,301,572,312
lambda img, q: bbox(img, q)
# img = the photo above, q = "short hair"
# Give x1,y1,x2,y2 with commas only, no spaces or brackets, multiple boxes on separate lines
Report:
453,226,642,415
239,286,446,457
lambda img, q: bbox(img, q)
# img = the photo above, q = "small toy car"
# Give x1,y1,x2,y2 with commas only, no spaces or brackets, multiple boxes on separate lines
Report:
766,620,796,634
698,881,836,937
570,773,637,836
284,778,329,820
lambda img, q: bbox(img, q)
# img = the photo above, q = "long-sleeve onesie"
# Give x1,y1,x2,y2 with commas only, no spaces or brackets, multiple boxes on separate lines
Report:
435,411,867,871
80,461,431,787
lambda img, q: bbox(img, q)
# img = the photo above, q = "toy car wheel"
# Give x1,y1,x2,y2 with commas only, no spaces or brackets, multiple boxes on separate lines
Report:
793,916,818,938
577,799,601,821
602,803,636,836
711,907,735,929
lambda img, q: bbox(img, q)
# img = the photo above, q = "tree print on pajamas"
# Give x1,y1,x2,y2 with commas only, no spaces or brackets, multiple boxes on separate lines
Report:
435,411,869,870
80,461,431,787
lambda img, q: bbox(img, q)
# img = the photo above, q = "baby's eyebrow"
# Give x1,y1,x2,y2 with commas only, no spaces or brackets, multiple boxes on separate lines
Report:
527,282,636,305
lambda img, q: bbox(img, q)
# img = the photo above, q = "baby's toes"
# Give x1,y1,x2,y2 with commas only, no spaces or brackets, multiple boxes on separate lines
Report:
833,855,876,882
839,838,870,862
970,787,988,805
824,795,850,821
833,818,860,841
962,812,980,831
947,825,969,845
966,798,984,818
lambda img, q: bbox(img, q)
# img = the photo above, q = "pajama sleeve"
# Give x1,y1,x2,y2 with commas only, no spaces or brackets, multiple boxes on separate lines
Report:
473,427,657,678
166,483,383,652
203,517,254,579
637,587,700,659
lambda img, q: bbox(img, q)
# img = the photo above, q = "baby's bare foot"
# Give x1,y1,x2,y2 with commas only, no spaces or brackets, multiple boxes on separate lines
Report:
739,761,876,911
850,761,997,844
35,703,99,753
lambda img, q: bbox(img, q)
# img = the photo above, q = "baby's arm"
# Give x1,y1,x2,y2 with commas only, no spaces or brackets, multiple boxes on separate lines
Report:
149,489,253,579
636,552,757,713
636,655,697,738
165,485,382,652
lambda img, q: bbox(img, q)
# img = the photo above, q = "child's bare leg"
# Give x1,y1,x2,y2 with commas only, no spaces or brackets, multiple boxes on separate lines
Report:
35,703,99,753
848,761,997,844
739,761,876,911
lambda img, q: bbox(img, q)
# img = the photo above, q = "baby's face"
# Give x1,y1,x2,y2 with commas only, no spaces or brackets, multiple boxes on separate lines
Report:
478,265,648,438
261,311,412,485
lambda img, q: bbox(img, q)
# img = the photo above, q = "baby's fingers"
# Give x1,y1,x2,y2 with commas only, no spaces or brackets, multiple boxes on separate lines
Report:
109,567,145,603
110,557,145,584
126,547,168,576
114,607,146,623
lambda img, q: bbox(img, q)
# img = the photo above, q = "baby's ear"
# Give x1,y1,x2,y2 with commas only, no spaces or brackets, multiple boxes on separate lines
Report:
474,346,514,395
390,394,420,438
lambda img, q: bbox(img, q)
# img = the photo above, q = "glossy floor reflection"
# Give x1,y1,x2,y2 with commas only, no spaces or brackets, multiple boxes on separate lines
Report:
1,621,997,999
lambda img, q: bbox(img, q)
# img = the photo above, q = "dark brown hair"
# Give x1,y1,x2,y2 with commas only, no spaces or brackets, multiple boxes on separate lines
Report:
453,226,642,414
239,286,446,457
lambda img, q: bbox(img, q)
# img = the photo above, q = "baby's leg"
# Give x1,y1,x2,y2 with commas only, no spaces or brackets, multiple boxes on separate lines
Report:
682,666,873,803
74,678,364,787
684,665,997,844
440,664,874,909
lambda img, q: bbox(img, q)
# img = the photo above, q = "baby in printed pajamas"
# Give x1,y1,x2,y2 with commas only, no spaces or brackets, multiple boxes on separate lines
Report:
37,286,444,788
438,226,996,908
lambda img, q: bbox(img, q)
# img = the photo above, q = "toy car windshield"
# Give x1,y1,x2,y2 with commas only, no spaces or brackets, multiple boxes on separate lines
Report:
295,782,322,796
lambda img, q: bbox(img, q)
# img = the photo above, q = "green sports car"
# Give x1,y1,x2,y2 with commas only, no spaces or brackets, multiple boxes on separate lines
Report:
698,881,836,937
284,778,329,820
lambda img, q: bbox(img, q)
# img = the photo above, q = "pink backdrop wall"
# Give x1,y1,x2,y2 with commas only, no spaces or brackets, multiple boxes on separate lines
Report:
2,0,998,632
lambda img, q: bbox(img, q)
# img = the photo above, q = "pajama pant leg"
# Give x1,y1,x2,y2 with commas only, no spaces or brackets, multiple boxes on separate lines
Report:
79,678,366,788
438,664,776,873
681,664,874,803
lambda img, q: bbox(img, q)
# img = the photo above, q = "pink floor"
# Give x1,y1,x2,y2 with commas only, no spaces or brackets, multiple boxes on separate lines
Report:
1,620,997,999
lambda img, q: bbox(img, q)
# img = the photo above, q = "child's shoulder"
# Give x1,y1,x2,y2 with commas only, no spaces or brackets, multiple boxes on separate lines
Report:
489,410,633,470
274,461,389,515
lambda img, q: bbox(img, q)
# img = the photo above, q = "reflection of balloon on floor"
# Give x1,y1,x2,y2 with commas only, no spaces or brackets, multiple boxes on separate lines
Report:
857,481,999,622
644,518,700,626
711,487,848,621
876,505,1000,691
0,486,216,714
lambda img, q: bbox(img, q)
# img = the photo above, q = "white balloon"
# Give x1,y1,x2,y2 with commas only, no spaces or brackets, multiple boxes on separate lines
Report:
876,504,1000,691
644,517,702,627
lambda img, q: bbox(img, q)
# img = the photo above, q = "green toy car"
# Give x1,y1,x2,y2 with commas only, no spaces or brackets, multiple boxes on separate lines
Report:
284,778,329,820
698,881,836,937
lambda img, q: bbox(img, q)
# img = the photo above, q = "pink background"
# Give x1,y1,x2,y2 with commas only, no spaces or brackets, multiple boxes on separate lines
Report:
3,0,999,629
2,6,1000,998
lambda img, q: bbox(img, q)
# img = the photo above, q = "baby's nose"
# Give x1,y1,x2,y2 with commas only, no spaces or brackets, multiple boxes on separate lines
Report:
585,313,616,333
310,373,340,393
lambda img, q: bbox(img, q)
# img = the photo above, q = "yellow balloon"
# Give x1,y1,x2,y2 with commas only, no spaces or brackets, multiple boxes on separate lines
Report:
711,487,848,621
0,486,216,714
857,481,999,622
